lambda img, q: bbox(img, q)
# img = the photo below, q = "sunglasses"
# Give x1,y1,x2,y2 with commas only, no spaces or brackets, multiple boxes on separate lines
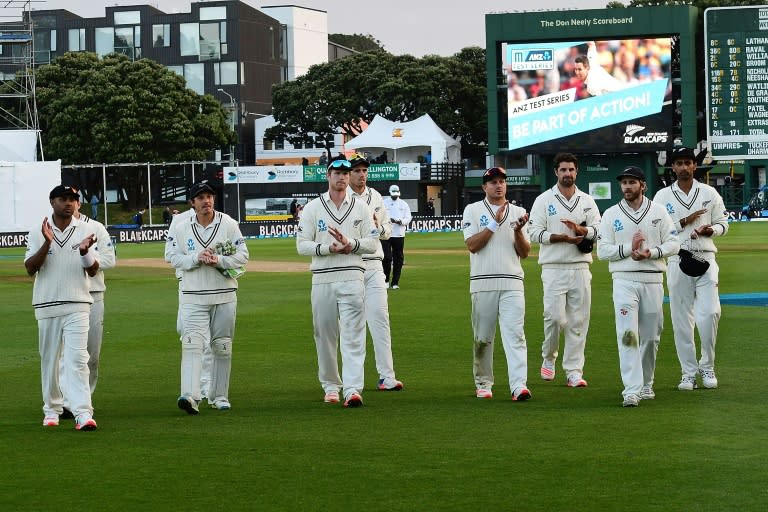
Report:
328,159,352,169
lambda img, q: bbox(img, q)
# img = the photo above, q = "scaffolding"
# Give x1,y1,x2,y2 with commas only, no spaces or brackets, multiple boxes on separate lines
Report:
0,0,44,158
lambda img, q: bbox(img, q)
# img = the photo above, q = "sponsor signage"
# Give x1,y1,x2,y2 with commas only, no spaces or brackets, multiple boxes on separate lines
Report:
225,166,304,184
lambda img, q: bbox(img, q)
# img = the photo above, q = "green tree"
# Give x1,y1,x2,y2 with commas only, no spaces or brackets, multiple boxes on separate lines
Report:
328,33,386,53
266,48,487,160
26,52,235,208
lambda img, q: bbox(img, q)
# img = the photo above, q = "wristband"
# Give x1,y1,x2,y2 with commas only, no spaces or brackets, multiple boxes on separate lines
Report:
81,250,96,268
486,220,499,233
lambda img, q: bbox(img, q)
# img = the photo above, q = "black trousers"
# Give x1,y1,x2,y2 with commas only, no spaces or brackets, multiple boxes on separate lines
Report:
382,237,405,285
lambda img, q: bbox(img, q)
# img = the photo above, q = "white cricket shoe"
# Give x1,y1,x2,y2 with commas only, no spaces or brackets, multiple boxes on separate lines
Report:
567,374,588,388
640,386,655,400
323,391,340,403
678,376,698,391
622,394,640,407
75,414,97,431
43,414,59,427
699,369,718,389
177,395,200,415
210,398,231,410
540,359,555,381
475,388,493,399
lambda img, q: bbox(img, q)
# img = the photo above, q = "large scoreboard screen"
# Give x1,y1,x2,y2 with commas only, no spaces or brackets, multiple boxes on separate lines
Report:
706,6,768,159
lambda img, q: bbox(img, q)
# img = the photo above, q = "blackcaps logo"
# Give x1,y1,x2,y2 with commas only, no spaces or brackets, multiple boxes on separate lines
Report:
623,124,668,144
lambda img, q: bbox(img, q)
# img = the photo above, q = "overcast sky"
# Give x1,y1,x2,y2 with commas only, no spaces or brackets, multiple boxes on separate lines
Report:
30,0,611,56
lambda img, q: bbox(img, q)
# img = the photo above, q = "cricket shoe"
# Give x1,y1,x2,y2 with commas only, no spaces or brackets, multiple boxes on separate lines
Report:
476,388,493,399
210,398,231,410
567,374,588,388
377,378,403,391
677,376,698,391
640,386,655,400
622,394,640,407
699,369,718,389
512,387,532,401
177,395,200,415
391,284,400,290
343,393,363,408
75,414,98,431
540,360,556,381
323,391,340,403
43,415,59,427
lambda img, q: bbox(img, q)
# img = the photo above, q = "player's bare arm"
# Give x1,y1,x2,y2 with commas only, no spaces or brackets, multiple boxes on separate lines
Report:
514,213,531,258
79,233,100,277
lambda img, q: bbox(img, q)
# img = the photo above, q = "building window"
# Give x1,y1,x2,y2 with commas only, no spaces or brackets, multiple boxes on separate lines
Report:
68,28,86,51
199,21,227,60
180,23,199,56
200,6,227,20
275,138,285,150
293,140,303,150
214,62,237,85
240,62,245,85
263,139,273,151
114,10,140,25
34,29,55,63
114,26,140,59
152,24,170,47
95,27,114,57
184,63,204,95
167,65,183,77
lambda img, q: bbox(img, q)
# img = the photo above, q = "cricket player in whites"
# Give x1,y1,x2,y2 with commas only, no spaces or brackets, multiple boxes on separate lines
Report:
165,180,249,414
25,185,100,430
653,147,729,391
347,153,404,391
297,157,378,407
462,167,532,401
597,167,679,407
528,153,601,388
59,205,117,419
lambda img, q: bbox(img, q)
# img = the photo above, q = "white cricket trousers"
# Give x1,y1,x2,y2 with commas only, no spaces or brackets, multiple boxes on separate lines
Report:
311,279,366,400
177,283,212,397
179,301,237,403
471,290,527,394
611,279,664,398
364,265,396,381
59,292,104,402
39,311,92,417
540,267,591,377
667,256,721,378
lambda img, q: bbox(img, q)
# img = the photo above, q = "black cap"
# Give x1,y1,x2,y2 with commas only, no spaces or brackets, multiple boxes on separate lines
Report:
671,147,696,162
189,180,216,198
616,166,646,182
349,153,370,168
482,167,507,183
49,185,80,200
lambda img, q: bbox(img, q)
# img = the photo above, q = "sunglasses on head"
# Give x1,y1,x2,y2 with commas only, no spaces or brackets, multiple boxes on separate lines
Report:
328,159,352,169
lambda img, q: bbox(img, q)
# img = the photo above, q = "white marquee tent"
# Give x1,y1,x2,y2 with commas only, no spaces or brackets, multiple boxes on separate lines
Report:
345,114,461,163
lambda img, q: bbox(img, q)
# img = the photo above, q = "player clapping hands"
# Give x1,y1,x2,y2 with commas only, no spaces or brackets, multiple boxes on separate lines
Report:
328,226,352,254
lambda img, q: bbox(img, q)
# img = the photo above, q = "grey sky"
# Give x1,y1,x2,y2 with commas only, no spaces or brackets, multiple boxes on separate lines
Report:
30,0,611,56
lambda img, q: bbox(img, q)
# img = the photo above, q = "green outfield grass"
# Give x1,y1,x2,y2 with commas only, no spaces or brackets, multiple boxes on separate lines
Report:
1,223,766,511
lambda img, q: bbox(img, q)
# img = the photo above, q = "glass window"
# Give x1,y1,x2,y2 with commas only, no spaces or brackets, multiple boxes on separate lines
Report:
215,62,237,85
293,140,303,150
95,27,114,57
68,28,85,51
51,30,56,52
275,138,285,150
263,139,273,151
220,22,227,43
167,65,183,77
135,26,141,48
184,63,204,95
240,62,245,85
180,23,199,56
115,27,133,49
199,22,220,60
114,10,140,25
200,6,227,20
152,24,170,47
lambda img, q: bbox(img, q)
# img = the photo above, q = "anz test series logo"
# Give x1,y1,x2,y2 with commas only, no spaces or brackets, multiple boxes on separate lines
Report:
510,48,554,71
